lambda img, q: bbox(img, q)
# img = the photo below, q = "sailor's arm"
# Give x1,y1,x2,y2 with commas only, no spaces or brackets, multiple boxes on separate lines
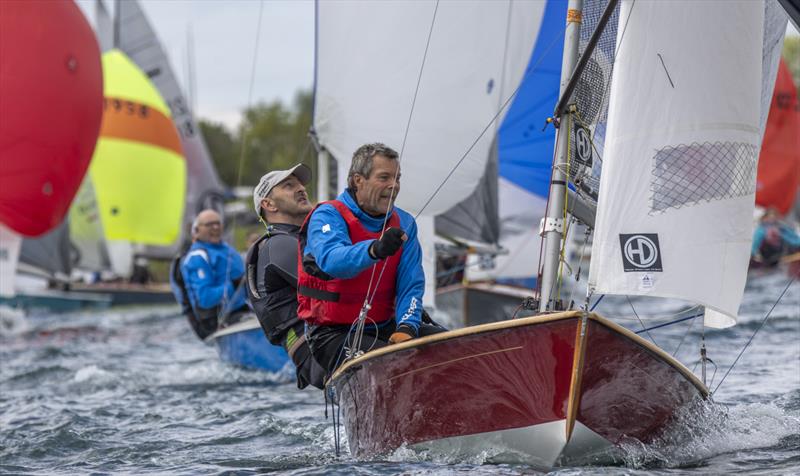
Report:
391,216,424,342
305,205,377,278
182,251,229,309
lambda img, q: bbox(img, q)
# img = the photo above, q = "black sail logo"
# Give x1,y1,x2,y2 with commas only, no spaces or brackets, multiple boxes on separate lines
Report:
619,234,663,272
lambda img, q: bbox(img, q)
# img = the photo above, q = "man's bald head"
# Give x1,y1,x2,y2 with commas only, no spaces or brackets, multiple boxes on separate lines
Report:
192,209,223,244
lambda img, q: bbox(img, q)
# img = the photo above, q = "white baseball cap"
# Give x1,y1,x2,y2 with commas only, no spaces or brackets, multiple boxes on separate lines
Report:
253,163,312,218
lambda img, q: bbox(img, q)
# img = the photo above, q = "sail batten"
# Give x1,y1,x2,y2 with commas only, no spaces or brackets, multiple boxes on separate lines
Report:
587,0,787,328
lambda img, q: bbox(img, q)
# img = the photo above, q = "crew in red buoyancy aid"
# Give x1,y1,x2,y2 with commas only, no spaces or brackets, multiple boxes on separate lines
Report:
297,143,446,374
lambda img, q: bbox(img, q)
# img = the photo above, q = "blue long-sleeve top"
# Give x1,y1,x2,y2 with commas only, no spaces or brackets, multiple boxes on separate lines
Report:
303,189,425,333
181,240,246,314
751,222,800,255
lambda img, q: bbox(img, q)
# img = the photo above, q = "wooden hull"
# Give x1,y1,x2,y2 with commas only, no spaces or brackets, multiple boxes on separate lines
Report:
330,312,706,468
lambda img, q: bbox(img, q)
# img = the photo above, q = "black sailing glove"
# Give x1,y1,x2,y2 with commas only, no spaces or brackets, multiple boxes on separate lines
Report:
368,227,407,260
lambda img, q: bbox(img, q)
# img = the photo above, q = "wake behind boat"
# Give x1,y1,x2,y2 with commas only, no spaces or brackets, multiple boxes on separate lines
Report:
330,311,706,467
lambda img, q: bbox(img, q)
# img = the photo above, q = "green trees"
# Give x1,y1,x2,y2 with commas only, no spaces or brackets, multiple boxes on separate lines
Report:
200,89,314,189
784,36,799,92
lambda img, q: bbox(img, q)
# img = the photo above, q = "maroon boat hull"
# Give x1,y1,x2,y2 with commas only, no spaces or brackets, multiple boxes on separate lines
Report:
331,312,706,466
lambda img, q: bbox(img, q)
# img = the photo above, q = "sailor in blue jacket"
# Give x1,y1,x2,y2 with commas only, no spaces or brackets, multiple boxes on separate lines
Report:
179,209,247,338
751,207,800,266
301,143,445,372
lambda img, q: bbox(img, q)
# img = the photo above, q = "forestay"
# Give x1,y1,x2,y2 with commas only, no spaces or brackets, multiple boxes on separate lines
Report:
588,0,786,328
313,0,544,216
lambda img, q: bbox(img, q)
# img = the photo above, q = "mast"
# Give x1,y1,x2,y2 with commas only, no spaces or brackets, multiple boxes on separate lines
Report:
539,0,584,311
317,148,331,201
113,0,120,48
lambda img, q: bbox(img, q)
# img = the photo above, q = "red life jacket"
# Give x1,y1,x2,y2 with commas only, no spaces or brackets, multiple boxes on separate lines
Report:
297,200,402,326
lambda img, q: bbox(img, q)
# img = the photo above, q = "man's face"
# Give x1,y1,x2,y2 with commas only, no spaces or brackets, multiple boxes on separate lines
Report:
194,210,223,244
262,175,312,218
353,155,400,216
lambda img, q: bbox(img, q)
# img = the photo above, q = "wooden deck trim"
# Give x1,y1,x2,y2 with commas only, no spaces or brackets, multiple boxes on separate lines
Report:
565,314,589,440
204,314,260,341
330,310,583,381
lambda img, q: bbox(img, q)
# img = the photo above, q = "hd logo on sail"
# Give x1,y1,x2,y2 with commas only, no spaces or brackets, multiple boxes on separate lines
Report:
619,234,663,272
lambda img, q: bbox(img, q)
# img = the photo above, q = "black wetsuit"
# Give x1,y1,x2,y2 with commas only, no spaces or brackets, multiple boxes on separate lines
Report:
245,223,326,389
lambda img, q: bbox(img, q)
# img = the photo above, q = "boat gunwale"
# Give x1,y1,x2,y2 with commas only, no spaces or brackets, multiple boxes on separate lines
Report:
329,311,709,397
204,314,261,341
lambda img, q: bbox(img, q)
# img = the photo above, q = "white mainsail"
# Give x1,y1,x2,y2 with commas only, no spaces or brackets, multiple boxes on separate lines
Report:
314,0,545,216
588,0,787,327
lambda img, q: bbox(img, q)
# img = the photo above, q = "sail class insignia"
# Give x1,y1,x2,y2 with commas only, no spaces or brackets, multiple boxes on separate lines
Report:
619,233,662,272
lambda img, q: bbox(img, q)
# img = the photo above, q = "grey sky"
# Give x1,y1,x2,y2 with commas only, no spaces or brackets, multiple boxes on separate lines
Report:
77,0,314,131
76,1,796,132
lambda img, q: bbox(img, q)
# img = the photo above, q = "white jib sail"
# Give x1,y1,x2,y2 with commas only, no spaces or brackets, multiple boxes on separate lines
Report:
314,0,543,216
588,0,775,328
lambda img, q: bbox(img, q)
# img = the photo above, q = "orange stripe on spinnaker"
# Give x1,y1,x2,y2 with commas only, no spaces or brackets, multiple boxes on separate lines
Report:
99,97,183,157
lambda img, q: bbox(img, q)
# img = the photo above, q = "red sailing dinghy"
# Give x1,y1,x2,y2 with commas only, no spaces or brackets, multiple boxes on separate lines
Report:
318,0,787,468
331,312,706,466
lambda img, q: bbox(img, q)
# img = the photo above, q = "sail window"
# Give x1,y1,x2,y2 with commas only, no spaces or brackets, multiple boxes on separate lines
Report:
649,141,758,214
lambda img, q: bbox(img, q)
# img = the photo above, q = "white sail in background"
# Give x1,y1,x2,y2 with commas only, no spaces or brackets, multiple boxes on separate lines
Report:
69,177,110,272
314,0,544,216
589,0,786,328
0,224,22,297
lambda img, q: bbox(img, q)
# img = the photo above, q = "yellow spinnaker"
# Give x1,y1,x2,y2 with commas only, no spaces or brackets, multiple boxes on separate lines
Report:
89,49,186,246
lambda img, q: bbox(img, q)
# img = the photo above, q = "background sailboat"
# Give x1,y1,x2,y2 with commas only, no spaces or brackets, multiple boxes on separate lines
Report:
0,0,104,305
756,58,800,217
65,48,189,307
111,0,227,250
58,0,230,307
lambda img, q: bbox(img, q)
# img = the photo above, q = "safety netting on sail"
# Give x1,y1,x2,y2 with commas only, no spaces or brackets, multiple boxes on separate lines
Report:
565,0,621,206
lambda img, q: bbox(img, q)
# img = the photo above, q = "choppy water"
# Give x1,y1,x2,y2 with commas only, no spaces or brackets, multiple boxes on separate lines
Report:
1,271,798,475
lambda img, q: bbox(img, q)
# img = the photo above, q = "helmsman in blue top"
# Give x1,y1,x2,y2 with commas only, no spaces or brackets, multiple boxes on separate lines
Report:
178,209,247,338
301,143,446,373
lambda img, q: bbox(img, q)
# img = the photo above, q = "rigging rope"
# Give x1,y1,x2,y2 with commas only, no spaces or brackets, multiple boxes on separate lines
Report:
632,312,701,335
413,25,565,221
351,0,565,353
712,277,796,395
627,296,659,347
672,312,697,356
347,1,440,360
221,0,264,313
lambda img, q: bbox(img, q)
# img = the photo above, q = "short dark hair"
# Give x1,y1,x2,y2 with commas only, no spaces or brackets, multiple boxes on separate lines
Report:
347,143,399,191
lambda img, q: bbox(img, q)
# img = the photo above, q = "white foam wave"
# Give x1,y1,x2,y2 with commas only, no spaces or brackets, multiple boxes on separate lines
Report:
0,305,28,336
73,364,115,384
619,399,800,469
